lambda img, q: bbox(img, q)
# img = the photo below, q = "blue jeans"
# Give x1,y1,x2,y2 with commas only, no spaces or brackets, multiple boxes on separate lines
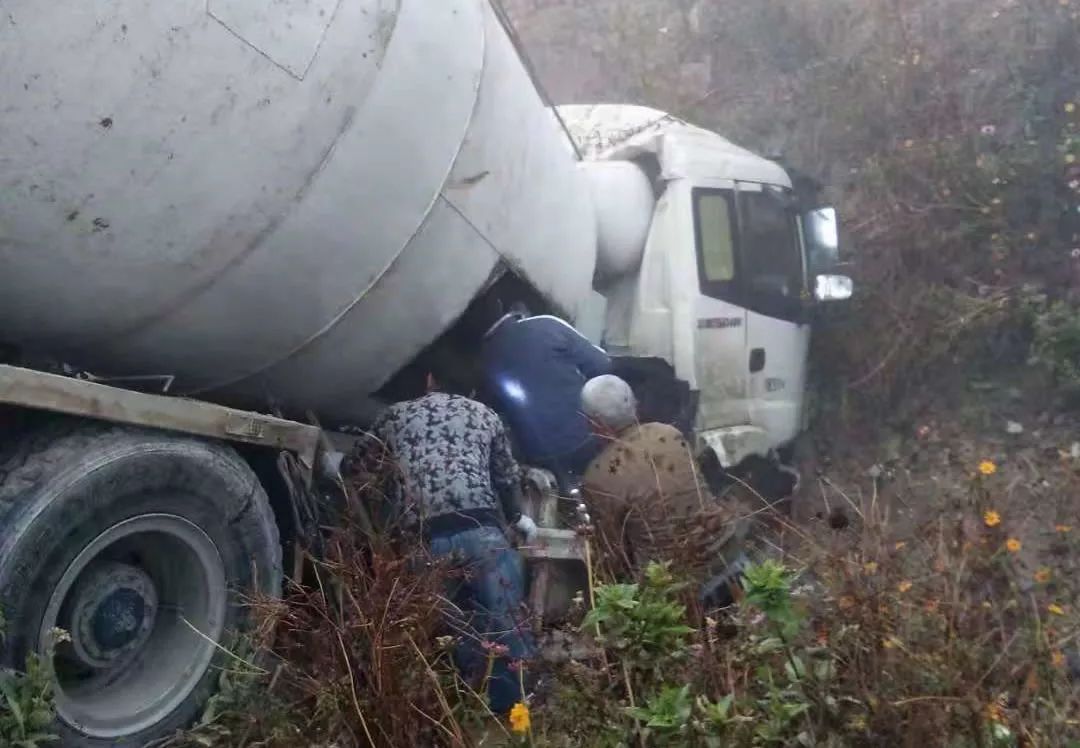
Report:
428,524,536,713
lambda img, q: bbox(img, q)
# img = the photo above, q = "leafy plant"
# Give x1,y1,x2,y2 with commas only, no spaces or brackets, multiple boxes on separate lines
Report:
582,562,694,680
752,665,812,746
742,560,801,639
0,654,58,748
697,693,734,728
626,684,693,745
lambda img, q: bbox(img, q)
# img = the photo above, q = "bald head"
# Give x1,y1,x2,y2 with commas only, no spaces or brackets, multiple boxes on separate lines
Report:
581,375,638,433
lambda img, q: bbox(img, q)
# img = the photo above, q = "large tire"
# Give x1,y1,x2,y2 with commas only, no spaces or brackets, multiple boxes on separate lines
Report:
0,423,282,747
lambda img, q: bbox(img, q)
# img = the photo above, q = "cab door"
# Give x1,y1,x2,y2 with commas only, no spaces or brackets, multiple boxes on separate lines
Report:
685,180,752,432
734,182,810,446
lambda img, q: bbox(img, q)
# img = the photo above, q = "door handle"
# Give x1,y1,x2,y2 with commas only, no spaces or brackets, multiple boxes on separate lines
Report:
749,348,766,373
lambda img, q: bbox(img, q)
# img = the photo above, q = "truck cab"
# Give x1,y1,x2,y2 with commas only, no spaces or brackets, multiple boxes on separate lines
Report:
561,105,851,471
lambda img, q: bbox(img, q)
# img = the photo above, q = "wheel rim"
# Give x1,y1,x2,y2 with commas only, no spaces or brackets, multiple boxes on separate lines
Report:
39,513,227,739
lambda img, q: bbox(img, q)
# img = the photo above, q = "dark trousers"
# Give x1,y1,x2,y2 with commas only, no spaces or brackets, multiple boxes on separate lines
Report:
428,524,536,713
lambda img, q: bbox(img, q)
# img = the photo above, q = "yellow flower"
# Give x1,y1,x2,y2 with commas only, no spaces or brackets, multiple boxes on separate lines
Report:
984,510,1002,527
1067,102,1077,113
978,460,997,476
863,561,879,574
1035,567,1052,583
1048,603,1065,616
1005,538,1022,553
509,702,531,734
1067,153,1077,164
898,580,913,593
1055,524,1073,533
1052,650,1067,668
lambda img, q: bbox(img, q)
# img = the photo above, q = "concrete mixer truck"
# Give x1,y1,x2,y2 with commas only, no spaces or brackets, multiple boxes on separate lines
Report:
0,0,851,742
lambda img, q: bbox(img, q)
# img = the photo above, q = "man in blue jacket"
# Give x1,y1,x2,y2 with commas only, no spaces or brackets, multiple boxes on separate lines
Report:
479,307,612,489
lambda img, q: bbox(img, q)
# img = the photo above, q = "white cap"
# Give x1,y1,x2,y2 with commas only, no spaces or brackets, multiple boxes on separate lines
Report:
581,375,637,432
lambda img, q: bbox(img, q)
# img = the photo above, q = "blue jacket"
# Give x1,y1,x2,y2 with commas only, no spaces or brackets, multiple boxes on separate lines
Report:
480,315,612,464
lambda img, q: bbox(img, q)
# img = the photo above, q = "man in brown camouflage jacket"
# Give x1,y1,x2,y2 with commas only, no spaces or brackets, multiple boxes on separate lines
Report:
579,375,750,603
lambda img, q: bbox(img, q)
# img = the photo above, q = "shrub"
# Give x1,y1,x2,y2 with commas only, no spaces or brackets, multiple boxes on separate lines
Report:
1031,299,1080,393
512,0,1080,424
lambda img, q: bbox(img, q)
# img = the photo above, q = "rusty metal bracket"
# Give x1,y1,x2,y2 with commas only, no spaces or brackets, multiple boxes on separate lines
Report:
519,527,584,562
521,468,589,633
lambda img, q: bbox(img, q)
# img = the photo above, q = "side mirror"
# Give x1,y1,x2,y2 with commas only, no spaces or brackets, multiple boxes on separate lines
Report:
802,206,839,275
814,274,853,302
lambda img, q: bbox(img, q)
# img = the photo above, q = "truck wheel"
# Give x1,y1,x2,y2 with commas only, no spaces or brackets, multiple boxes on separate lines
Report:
0,424,282,746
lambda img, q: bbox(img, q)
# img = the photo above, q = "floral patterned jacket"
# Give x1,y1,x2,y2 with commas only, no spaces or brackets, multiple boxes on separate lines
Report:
348,392,524,531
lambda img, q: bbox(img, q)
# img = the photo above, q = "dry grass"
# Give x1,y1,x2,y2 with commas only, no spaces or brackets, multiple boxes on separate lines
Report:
158,432,1080,747
167,507,516,747
528,463,1080,746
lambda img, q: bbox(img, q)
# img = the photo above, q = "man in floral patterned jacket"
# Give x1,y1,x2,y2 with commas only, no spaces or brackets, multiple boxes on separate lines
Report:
346,373,538,713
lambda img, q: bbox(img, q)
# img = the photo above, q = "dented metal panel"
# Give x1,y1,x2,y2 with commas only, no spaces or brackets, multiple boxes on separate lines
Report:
559,104,793,187
698,424,771,468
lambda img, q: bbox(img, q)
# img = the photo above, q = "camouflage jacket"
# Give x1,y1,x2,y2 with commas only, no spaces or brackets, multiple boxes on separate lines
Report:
348,392,524,531
582,422,749,579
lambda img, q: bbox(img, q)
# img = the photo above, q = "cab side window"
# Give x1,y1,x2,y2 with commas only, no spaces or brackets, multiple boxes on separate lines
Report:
692,185,806,322
692,188,738,300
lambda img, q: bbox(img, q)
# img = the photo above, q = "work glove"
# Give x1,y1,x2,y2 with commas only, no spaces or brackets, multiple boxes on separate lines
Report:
319,449,345,480
515,514,538,544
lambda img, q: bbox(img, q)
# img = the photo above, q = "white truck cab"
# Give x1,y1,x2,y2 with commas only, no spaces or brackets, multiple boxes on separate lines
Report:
562,105,852,471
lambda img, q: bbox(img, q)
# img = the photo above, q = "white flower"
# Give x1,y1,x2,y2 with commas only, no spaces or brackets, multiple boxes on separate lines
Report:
981,124,997,135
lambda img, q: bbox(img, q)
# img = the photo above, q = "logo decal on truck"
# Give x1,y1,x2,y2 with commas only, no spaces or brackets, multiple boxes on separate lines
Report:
697,317,743,330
